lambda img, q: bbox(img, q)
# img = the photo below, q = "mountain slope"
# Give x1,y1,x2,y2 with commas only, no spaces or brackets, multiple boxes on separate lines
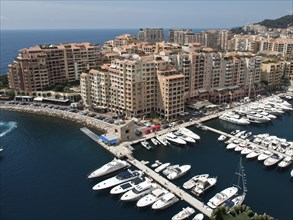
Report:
257,15,293,28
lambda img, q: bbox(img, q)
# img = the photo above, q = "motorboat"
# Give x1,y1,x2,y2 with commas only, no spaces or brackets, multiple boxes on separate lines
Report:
207,186,238,209
191,176,217,196
278,156,293,168
164,133,186,145
234,130,247,138
183,174,209,190
178,127,200,140
192,213,204,220
151,160,162,168
120,181,158,202
241,146,254,155
167,165,191,180
155,162,171,173
264,154,283,167
246,148,262,159
219,113,250,125
226,143,237,150
257,150,273,161
92,169,143,190
171,207,195,220
163,164,180,176
218,134,227,141
151,138,160,146
291,169,293,178
230,130,240,135
141,140,152,150
240,131,252,139
234,142,247,152
224,194,246,208
110,176,146,195
88,158,130,179
136,188,168,208
195,124,207,131
152,192,179,210
246,111,271,123
156,135,170,146
259,111,276,119
174,131,196,143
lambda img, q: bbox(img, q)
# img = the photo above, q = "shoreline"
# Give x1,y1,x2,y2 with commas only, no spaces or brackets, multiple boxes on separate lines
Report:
0,104,112,134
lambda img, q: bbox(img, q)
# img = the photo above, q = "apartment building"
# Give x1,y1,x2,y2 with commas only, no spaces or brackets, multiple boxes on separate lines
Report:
80,54,185,120
138,28,164,43
8,43,102,94
168,29,192,45
262,62,282,89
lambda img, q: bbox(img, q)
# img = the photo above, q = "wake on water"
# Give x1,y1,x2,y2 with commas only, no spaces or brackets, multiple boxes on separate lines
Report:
0,121,17,137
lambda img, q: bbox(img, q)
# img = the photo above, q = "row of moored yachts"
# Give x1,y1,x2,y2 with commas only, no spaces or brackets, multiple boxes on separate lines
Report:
219,96,293,125
141,127,201,150
219,130,293,169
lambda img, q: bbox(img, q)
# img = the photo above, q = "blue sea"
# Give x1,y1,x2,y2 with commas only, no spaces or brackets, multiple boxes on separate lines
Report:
1,108,293,220
0,28,207,74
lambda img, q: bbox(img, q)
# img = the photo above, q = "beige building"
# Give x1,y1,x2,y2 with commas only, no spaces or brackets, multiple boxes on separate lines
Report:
8,43,102,95
138,28,164,43
262,62,282,89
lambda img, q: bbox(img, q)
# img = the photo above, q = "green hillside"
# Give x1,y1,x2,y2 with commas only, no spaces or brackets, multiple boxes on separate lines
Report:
257,15,293,28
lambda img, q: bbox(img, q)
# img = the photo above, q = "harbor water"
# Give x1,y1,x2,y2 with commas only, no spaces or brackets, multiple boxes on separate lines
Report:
1,108,292,220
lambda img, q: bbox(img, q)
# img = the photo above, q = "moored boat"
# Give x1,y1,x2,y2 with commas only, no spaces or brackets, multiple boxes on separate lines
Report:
278,156,293,168
218,134,227,141
155,162,171,173
264,154,283,167
164,133,186,145
88,158,130,179
152,192,179,210
136,188,168,208
110,176,146,195
156,135,169,146
183,174,209,190
151,138,160,146
141,140,152,150
207,186,238,209
257,150,273,161
171,207,195,220
246,148,262,159
192,213,204,220
178,127,200,140
191,176,217,196
151,160,162,168
167,165,191,180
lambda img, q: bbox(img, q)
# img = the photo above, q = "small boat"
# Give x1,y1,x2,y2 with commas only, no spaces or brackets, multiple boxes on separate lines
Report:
141,141,152,150
171,207,195,220
88,158,130,179
164,133,186,145
151,138,160,146
174,131,196,143
257,150,273,161
234,142,247,152
163,164,180,176
291,169,293,177
230,130,240,135
246,149,262,159
278,156,293,168
155,162,171,173
264,154,283,167
195,124,207,131
191,176,217,196
207,186,238,209
218,134,227,141
183,174,209,190
240,146,254,155
137,188,168,208
156,135,169,146
92,169,143,190
226,143,237,150
167,165,191,180
151,160,162,168
120,181,158,202
192,213,204,220
110,176,146,195
152,192,179,210
224,194,246,208
178,127,201,140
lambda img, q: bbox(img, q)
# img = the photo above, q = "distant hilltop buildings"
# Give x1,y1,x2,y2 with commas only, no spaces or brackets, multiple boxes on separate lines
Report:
7,26,293,120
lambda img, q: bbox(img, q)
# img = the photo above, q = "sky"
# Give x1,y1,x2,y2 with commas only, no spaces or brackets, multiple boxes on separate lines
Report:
1,0,292,30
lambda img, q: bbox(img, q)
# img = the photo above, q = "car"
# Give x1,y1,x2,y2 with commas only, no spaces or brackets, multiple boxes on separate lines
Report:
162,124,169,129
135,130,142,136
144,122,151,127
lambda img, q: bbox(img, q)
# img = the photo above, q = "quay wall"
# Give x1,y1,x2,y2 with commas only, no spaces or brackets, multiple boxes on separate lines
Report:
0,104,112,133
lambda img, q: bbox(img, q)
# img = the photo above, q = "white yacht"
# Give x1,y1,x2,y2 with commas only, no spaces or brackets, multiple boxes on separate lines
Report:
92,169,142,190
167,165,191,180
219,113,250,125
151,138,160,146
155,162,171,173
110,176,146,195
163,164,180,176
88,158,130,179
120,181,157,202
164,133,186,145
151,160,162,168
218,134,227,141
278,156,293,168
241,146,254,155
171,207,195,220
264,154,283,167
234,142,247,152
230,130,240,135
257,150,273,161
191,176,217,196
246,148,262,159
234,130,247,138
246,112,271,123
291,169,293,178
226,143,237,150
224,194,246,208
183,174,209,190
207,186,238,209
136,188,168,208
259,111,276,119
156,135,169,146
152,192,179,210
178,127,200,140
192,213,204,220
141,140,152,150
174,131,196,143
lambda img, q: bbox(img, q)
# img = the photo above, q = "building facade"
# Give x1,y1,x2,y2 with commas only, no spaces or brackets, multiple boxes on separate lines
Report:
138,28,164,43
